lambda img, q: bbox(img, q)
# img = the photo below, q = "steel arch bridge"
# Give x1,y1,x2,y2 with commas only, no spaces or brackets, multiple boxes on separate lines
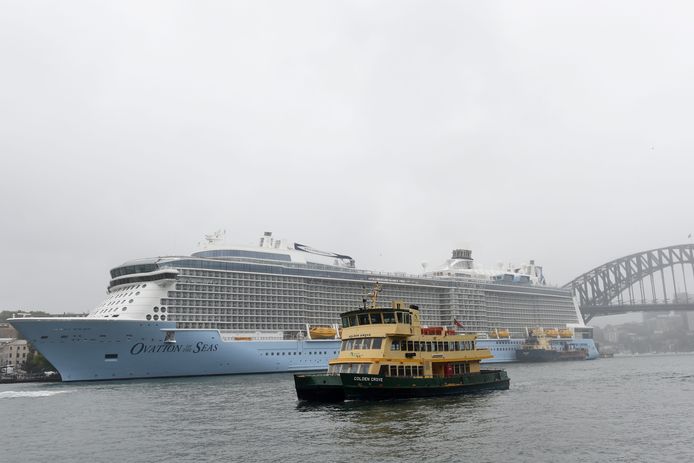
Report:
564,244,694,323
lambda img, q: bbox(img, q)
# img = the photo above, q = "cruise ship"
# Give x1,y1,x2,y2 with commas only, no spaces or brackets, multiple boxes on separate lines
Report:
10,231,597,381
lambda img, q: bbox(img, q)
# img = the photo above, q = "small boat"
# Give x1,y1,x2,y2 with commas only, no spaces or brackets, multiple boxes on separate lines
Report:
488,328,510,339
516,328,587,362
308,326,339,339
294,285,510,401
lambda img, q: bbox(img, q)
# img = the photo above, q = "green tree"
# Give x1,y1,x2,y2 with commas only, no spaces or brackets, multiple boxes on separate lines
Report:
24,347,56,374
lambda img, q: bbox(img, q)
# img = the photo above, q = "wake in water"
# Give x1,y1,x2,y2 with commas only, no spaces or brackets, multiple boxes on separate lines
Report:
0,390,72,399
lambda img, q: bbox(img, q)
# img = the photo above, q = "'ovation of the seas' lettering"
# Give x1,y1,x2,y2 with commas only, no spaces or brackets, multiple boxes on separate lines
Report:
130,342,218,355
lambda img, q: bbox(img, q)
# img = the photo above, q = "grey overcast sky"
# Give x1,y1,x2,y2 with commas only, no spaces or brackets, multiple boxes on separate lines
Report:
1,1,692,323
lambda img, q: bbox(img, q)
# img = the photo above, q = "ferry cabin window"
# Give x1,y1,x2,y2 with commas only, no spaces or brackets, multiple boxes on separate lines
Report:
370,313,382,324
391,340,400,351
329,363,369,374
397,313,410,324
383,365,427,377
341,316,350,327
382,312,396,323
344,338,383,350
348,315,357,326
452,363,470,375
358,313,370,325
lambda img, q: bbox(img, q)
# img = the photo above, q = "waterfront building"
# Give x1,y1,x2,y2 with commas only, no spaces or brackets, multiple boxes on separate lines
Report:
0,322,19,339
0,339,29,372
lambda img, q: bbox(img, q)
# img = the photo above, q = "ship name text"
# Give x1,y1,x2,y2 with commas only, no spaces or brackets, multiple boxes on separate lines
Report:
130,342,219,355
353,376,383,382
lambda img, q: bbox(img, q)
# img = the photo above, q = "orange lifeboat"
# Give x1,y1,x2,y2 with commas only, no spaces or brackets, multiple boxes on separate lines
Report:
309,326,338,339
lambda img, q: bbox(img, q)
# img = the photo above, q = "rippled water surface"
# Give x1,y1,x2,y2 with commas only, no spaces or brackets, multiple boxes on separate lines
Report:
2,354,693,462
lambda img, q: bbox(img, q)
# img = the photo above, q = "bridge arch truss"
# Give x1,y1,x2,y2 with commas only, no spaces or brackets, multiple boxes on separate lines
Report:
564,244,694,322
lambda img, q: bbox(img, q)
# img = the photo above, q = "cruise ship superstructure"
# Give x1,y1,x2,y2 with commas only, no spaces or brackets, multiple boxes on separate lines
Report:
10,231,597,381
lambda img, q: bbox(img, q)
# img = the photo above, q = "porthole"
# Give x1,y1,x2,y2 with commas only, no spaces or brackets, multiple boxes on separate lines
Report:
153,306,159,313
153,315,159,321
146,314,152,321
160,315,166,321
129,299,133,304
122,307,127,312
161,307,166,313
142,284,147,288
136,292,140,296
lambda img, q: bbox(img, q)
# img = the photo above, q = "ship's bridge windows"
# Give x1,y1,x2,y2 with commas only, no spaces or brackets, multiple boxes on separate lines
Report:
369,313,382,324
110,263,159,279
357,313,370,325
382,312,396,324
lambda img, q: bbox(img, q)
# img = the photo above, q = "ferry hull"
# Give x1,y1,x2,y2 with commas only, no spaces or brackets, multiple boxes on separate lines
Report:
294,374,345,402
294,371,510,402
10,318,339,382
516,348,587,362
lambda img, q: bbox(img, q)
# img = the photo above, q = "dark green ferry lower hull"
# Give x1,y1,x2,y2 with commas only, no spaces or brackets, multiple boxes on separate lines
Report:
294,374,345,402
294,370,509,402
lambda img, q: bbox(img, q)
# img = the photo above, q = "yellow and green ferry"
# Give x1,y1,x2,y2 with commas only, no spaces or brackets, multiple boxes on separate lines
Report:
294,286,510,401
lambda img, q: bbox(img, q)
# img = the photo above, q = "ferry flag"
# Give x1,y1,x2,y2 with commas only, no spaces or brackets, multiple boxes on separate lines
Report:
454,319,464,328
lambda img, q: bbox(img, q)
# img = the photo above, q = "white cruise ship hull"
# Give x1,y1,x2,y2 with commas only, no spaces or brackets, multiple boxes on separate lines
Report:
11,318,340,382
11,318,599,381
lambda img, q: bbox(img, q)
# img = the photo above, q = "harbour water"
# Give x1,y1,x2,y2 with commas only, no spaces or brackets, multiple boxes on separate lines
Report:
2,354,693,463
